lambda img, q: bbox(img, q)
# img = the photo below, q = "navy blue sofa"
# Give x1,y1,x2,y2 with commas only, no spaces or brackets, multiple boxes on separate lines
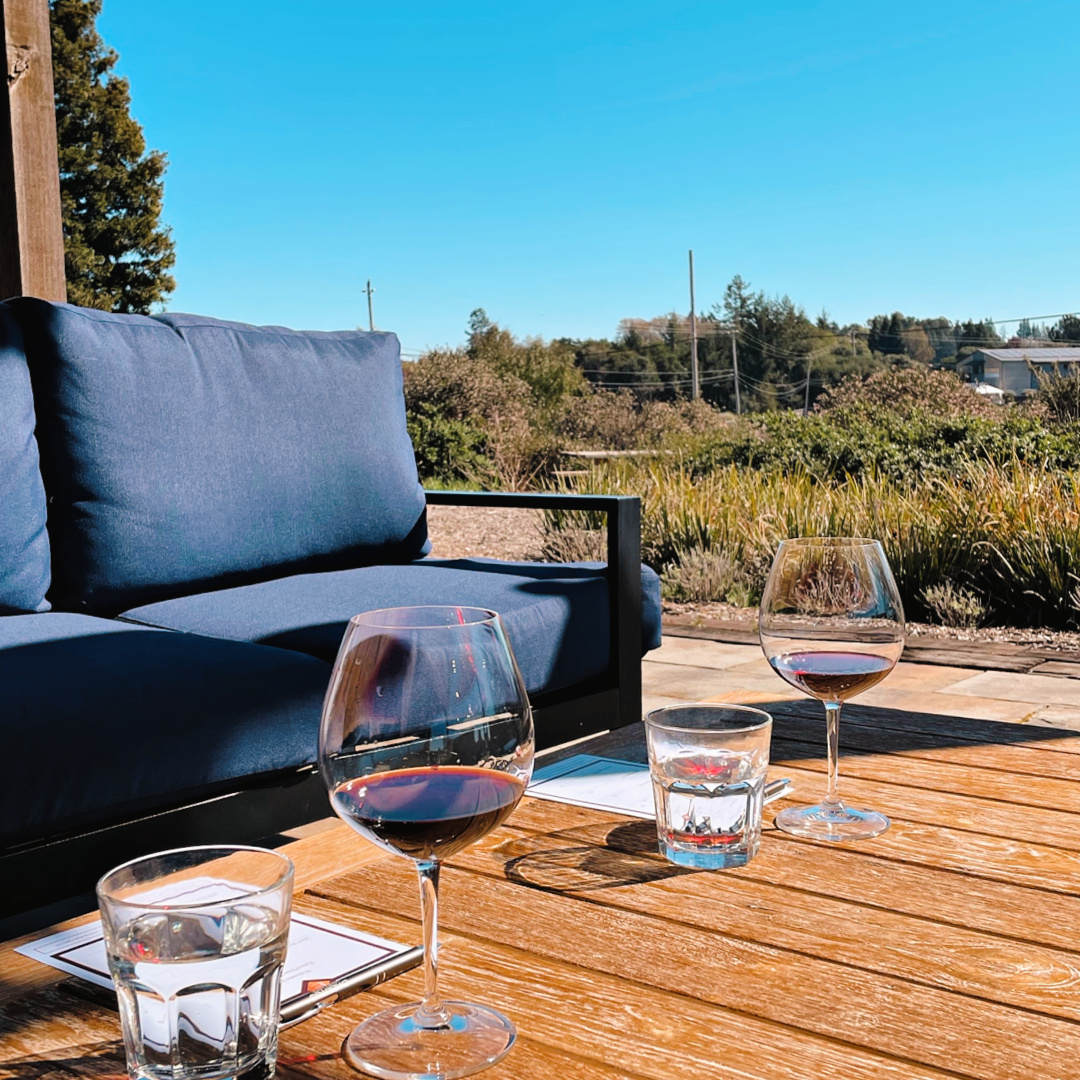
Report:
0,298,661,920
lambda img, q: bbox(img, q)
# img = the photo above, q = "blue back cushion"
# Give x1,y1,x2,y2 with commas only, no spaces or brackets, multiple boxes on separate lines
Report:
9,299,428,614
0,308,50,613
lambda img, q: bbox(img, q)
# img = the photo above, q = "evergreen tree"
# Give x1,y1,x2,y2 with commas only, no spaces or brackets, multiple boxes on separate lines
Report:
1049,314,1080,344
50,0,175,312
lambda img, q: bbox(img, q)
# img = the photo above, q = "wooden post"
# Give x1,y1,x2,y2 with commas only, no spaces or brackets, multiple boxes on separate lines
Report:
0,0,65,301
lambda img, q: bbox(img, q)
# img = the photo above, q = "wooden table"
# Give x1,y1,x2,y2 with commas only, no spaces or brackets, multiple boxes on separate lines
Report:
5,698,1080,1080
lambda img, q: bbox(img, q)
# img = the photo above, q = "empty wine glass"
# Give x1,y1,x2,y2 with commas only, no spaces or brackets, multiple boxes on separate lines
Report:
319,606,534,1080
759,538,904,841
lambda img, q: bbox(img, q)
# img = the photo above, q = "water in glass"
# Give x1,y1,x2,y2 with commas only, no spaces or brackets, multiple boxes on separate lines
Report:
644,704,772,870
109,907,287,1080
652,749,767,868
97,847,293,1080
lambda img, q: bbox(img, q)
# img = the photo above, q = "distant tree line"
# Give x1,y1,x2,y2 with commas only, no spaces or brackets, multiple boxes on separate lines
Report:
555,276,1079,411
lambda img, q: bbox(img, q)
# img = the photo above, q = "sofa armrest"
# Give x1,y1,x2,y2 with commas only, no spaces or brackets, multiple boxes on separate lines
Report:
424,490,642,730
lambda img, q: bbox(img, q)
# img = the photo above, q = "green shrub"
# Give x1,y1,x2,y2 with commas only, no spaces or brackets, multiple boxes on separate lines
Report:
661,547,739,603
560,390,728,451
1033,363,1080,423
538,524,607,563
403,347,529,425
407,403,490,485
920,582,986,629
403,345,563,489
684,408,1080,483
816,365,999,418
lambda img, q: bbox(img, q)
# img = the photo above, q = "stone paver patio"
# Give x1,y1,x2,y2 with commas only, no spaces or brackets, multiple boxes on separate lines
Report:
644,632,1080,731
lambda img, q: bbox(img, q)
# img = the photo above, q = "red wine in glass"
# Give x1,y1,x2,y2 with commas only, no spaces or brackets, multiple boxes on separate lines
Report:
759,538,905,841
332,766,526,861
769,651,894,702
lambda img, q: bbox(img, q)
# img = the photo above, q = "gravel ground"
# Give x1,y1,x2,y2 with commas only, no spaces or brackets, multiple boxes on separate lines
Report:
426,505,1080,652
425,504,545,562
662,601,1080,651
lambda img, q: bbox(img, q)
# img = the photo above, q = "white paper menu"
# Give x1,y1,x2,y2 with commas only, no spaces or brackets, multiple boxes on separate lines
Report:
17,876,417,1006
526,753,791,818
527,754,656,818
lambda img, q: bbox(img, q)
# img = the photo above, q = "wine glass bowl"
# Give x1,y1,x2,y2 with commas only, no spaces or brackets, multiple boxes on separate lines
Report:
319,606,534,1080
759,538,904,841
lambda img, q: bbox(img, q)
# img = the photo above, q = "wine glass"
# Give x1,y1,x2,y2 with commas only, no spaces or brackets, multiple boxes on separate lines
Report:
759,538,904,841
319,606,534,1080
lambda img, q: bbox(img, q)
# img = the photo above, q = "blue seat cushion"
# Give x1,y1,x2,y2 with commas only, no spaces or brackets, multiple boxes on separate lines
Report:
0,613,331,847
121,558,663,697
8,299,429,615
0,308,50,614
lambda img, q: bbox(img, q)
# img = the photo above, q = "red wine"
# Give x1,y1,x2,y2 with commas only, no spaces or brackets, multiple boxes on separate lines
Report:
332,766,525,860
770,650,894,702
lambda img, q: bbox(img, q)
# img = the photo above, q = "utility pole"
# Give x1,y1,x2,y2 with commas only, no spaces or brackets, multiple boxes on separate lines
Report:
363,279,375,331
850,328,856,356
804,353,812,417
688,250,699,400
730,323,741,415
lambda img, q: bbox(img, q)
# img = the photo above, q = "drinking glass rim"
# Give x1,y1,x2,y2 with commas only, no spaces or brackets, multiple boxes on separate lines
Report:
644,702,772,735
777,536,882,549
97,844,295,909
348,605,501,631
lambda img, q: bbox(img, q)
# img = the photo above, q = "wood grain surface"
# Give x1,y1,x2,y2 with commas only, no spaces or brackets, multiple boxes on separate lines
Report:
4,707,1080,1079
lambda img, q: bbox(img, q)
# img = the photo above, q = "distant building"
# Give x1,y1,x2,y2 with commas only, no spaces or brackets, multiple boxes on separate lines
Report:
958,347,1080,397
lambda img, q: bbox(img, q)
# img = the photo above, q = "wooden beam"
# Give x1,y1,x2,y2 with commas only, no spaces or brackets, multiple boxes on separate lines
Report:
0,0,65,301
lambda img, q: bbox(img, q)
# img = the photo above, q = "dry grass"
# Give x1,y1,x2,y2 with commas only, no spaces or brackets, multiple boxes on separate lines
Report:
545,459,1080,629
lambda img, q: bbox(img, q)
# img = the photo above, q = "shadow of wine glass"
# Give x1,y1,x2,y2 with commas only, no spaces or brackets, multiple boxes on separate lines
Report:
500,821,698,893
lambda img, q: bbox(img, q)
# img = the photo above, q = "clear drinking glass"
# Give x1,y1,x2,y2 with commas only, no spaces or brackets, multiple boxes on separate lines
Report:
319,606,534,1080
759,537,905,841
97,846,295,1080
644,704,772,869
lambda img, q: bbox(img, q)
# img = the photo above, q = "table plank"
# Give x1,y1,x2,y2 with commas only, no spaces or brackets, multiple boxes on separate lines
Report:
576,709,1080,780
312,856,1080,1080
0,985,632,1080
281,984,638,1080
770,740,1080,833
770,715,1080,797
765,765,1080,875
511,797,1080,954
452,822,1080,1022
290,893,961,1080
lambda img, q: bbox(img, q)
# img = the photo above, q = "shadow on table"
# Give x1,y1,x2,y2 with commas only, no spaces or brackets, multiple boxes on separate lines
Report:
0,1039,124,1079
726,698,1080,763
502,820,696,892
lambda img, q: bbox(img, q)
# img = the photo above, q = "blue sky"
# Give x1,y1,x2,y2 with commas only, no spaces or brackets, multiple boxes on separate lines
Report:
99,0,1079,354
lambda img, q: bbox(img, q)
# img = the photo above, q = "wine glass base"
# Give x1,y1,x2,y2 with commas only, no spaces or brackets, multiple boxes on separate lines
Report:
774,802,890,841
342,1000,516,1080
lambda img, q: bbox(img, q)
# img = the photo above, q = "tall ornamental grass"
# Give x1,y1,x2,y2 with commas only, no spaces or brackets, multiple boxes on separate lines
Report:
547,460,1080,628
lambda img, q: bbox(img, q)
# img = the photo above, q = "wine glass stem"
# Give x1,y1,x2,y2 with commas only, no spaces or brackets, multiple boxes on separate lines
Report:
824,701,843,806
414,858,450,1028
